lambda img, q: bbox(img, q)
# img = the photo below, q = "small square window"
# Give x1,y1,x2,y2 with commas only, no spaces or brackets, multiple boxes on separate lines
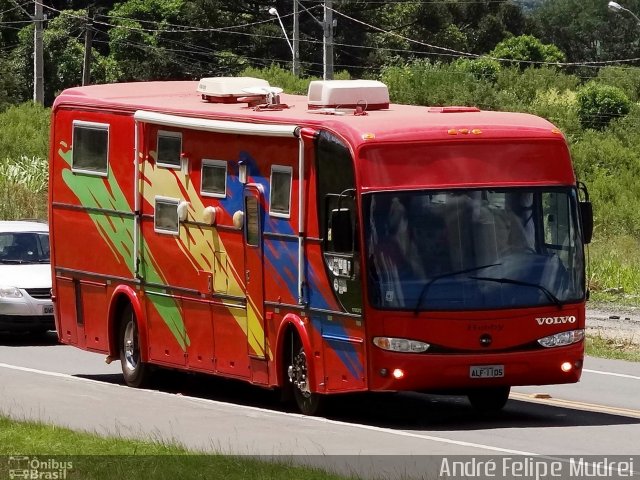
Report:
72,121,109,175
154,197,180,234
201,159,227,198
270,165,292,218
157,131,182,168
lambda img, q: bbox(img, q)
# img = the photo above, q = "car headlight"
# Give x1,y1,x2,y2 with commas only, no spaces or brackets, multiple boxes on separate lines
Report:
373,337,430,353
0,287,23,298
538,329,584,348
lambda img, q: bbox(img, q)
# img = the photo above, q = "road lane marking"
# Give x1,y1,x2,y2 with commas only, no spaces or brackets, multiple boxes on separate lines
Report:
583,369,640,381
510,392,640,418
2,361,639,459
0,361,538,455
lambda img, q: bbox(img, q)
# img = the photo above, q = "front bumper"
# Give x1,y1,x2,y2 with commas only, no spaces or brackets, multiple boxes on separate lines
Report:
0,290,54,332
368,342,584,392
0,314,55,332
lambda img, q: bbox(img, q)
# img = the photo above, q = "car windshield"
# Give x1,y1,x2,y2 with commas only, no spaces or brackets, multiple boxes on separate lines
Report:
0,231,50,264
363,188,585,311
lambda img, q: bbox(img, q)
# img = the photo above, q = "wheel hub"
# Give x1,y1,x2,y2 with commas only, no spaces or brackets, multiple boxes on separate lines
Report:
288,349,310,396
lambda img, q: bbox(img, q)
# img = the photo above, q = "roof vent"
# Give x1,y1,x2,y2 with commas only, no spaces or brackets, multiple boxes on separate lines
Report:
241,86,290,111
198,77,270,103
427,106,481,113
308,80,389,111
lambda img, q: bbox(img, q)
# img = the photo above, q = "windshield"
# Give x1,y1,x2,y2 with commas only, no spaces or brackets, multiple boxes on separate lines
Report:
364,188,585,311
0,232,50,264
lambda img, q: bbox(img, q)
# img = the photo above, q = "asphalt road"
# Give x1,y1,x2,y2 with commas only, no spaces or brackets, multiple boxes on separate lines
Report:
0,333,638,479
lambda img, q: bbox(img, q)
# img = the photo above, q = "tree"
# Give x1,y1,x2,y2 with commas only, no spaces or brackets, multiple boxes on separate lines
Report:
532,0,640,62
576,82,631,130
489,35,565,69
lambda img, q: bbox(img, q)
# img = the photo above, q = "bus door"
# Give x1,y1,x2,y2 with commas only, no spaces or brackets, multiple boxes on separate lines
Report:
243,185,268,382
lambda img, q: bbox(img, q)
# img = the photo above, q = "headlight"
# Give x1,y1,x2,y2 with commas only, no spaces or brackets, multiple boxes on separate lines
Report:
0,287,23,298
373,337,430,353
538,329,584,348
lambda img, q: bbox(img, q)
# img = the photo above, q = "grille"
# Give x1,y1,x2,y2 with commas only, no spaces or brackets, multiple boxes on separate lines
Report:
25,288,51,299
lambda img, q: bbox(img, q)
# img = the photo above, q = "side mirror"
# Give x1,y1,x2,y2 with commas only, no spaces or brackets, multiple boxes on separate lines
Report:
329,208,353,253
580,201,593,244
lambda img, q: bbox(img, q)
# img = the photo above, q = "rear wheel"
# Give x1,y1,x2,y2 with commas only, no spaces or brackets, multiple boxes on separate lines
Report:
119,304,151,388
287,335,324,416
468,386,510,413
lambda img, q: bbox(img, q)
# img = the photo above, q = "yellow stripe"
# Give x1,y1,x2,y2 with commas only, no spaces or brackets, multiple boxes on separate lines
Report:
511,392,640,419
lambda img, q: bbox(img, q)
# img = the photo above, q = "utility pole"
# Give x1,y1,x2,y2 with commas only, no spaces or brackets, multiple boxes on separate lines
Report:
293,0,300,76
82,10,93,86
323,0,334,80
33,0,44,104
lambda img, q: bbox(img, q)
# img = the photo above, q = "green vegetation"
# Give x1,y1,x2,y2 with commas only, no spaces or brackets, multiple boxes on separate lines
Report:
576,83,631,131
0,416,349,480
585,335,640,362
0,102,50,220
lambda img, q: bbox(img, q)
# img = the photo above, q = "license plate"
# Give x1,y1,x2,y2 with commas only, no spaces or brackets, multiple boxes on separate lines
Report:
42,305,54,315
470,365,504,378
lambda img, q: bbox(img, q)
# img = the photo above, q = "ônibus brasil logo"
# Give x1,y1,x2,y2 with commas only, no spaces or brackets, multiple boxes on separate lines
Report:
535,316,577,325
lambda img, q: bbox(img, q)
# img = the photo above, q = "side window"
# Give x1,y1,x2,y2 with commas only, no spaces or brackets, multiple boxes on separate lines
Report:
157,131,182,169
154,197,180,234
269,165,292,218
543,191,573,264
72,121,109,175
245,196,260,246
201,159,227,198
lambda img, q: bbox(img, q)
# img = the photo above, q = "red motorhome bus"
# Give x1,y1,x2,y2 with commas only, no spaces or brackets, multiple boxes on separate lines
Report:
49,78,593,415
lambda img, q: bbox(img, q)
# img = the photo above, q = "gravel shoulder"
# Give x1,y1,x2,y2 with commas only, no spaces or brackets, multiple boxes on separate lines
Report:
587,305,640,345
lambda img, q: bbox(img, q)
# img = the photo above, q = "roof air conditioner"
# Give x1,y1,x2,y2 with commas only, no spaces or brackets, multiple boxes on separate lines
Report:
307,80,389,111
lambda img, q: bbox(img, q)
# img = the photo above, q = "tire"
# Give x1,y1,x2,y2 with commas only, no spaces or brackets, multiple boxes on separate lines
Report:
119,304,151,388
287,335,324,416
468,386,510,413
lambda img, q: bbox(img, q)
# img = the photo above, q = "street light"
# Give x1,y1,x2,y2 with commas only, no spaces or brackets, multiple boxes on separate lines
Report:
269,7,299,75
608,1,640,25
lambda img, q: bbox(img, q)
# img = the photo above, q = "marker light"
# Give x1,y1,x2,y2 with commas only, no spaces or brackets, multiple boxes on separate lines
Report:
392,369,405,379
561,362,573,373
362,133,376,140
537,329,584,348
373,337,430,353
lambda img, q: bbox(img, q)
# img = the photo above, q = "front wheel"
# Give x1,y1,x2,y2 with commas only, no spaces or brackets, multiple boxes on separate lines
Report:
468,386,510,413
119,304,151,388
287,336,324,416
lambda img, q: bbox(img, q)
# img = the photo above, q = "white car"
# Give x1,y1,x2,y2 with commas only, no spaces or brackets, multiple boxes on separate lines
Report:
0,221,54,334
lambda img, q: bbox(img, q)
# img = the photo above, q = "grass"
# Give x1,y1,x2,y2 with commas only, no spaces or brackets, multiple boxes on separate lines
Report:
0,155,48,221
588,235,640,305
0,416,350,480
585,335,640,363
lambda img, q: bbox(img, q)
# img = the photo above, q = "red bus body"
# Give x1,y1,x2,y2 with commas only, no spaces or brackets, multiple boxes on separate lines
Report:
49,79,589,413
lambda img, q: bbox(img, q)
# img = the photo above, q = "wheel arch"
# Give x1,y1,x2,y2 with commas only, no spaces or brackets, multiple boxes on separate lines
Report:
275,313,320,392
107,285,148,361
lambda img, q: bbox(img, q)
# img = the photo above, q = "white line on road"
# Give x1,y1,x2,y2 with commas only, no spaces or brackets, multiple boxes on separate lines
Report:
583,369,640,380
0,361,539,456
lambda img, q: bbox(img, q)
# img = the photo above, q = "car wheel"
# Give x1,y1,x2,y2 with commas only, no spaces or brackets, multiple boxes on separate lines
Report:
119,304,151,388
287,335,324,416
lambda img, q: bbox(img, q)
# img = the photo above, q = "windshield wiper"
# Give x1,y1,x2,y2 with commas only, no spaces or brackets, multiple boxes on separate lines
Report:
414,263,501,314
469,276,562,309
0,259,24,264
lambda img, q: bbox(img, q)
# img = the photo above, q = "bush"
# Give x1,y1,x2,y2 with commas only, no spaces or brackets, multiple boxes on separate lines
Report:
576,83,631,131
489,35,566,69
381,60,501,109
0,102,50,159
454,57,501,83
597,66,640,103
